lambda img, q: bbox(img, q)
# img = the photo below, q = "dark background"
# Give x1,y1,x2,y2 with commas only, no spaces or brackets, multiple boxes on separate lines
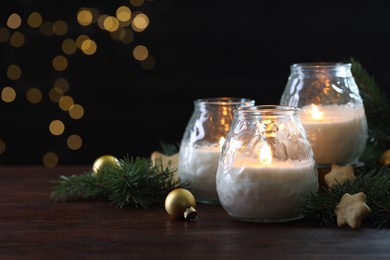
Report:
0,0,389,165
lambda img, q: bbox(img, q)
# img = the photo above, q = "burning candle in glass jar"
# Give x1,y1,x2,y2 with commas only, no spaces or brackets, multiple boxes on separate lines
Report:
178,97,255,204
216,105,319,222
217,142,318,221
299,104,367,167
280,62,368,167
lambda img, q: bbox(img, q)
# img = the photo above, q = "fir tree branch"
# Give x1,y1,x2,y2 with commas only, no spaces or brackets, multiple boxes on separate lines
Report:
299,166,390,228
349,57,390,118
51,155,189,208
50,173,105,202
347,57,390,168
100,156,156,208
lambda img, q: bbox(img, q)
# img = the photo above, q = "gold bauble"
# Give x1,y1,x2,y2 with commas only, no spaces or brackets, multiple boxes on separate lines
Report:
379,149,390,166
92,155,118,176
165,188,196,219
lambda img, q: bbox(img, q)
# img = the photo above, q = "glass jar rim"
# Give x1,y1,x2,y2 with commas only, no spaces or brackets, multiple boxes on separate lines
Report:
291,62,351,70
236,105,299,117
195,97,255,106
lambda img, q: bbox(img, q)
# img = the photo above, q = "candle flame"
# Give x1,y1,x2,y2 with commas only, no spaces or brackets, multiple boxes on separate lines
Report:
259,143,272,165
310,104,323,120
219,137,225,147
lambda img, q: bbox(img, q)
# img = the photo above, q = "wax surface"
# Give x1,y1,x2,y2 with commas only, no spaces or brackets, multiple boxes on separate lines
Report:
178,145,221,203
216,158,318,219
299,104,367,166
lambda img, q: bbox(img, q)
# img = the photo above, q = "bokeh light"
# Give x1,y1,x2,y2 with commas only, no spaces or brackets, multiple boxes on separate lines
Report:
0,2,153,166
67,134,83,150
103,16,120,32
69,104,84,119
7,64,22,80
76,34,90,49
133,45,148,61
10,32,25,48
26,88,43,104
43,152,59,167
77,8,93,26
116,6,132,22
130,0,144,7
7,13,22,29
1,87,16,103
54,78,70,93
132,13,149,32
53,20,68,36
49,87,64,103
62,38,77,55
49,120,65,136
81,39,97,55
58,95,74,111
52,55,68,71
27,12,43,28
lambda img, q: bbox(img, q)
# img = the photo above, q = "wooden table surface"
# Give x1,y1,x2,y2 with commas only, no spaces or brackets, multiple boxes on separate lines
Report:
1,165,390,259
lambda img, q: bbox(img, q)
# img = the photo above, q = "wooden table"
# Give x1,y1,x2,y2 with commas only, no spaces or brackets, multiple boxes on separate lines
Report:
1,166,389,259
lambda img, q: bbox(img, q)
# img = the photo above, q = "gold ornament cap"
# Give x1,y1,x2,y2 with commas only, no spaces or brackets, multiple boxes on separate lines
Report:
184,207,198,221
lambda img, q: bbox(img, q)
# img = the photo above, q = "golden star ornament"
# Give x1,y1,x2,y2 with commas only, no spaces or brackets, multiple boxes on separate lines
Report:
150,151,179,180
334,192,371,229
324,163,356,187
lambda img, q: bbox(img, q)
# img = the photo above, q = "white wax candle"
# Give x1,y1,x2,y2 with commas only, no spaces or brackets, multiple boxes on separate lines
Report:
178,144,221,203
299,104,367,166
216,157,318,220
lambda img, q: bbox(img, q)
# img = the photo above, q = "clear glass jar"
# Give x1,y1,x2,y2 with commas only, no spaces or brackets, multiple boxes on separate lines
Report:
216,105,318,223
280,62,368,168
178,97,255,204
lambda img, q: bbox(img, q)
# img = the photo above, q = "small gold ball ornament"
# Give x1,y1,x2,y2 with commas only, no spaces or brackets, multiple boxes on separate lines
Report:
92,155,118,176
379,149,390,166
165,188,197,221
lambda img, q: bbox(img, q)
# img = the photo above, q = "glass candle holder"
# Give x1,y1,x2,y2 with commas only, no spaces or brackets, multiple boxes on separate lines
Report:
216,105,318,223
280,62,368,168
178,97,255,204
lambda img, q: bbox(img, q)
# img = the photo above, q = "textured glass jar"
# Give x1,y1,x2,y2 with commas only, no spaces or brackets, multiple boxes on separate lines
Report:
280,62,368,167
178,97,255,204
216,105,318,223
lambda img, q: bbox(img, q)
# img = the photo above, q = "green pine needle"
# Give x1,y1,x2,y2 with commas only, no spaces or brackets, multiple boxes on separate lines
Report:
348,57,390,168
299,166,390,228
50,155,189,209
50,172,105,202
100,156,157,208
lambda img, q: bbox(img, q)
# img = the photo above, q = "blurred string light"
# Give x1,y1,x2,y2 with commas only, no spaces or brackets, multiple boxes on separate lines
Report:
0,1,154,167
